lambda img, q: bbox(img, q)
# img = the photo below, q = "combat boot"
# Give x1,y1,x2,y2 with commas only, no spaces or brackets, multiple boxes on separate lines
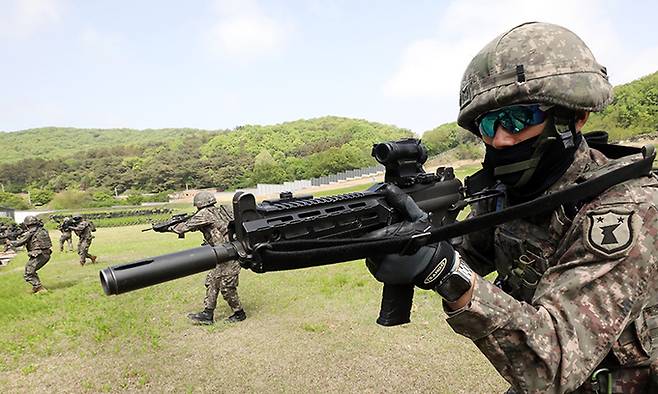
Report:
187,309,214,325
32,285,48,294
91,255,97,264
226,309,247,323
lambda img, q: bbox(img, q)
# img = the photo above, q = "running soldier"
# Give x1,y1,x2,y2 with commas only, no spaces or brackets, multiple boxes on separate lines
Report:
70,214,97,266
10,216,52,293
57,217,74,252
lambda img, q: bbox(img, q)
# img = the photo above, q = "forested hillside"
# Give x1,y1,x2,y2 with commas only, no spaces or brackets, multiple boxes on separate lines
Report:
0,117,410,195
0,127,221,165
421,70,658,154
585,71,658,139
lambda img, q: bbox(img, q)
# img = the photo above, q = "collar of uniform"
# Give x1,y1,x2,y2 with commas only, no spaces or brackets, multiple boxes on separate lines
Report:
543,137,599,195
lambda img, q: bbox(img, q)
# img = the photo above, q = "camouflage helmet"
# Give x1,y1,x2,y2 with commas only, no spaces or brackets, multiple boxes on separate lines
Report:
193,191,216,209
457,22,613,134
72,214,83,221
23,215,39,226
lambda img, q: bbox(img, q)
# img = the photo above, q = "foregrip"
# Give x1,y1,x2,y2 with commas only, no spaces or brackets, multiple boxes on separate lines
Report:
100,243,238,295
377,284,414,326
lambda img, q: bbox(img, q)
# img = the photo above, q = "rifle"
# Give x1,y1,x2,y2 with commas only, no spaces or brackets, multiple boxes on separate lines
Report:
142,213,193,238
50,216,72,232
101,138,467,326
99,138,656,326
1,224,28,251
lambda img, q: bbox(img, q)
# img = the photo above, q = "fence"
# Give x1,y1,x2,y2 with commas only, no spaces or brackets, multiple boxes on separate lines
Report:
252,164,385,196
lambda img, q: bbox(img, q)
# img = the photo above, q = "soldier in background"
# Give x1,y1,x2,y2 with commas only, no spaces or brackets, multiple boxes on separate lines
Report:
69,214,97,266
169,191,245,324
10,216,52,293
56,217,74,252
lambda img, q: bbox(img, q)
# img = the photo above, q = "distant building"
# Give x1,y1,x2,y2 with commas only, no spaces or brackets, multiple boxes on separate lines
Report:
0,206,15,220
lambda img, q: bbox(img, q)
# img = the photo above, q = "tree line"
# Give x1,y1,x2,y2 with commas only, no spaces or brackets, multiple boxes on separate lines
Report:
0,117,411,199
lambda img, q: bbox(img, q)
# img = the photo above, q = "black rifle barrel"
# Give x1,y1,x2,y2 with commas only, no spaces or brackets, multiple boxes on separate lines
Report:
100,243,238,295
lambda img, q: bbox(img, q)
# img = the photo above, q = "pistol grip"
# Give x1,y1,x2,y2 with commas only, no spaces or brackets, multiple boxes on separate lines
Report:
376,283,414,326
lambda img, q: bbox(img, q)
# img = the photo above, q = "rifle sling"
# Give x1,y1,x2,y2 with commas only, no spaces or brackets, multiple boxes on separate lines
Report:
258,145,655,270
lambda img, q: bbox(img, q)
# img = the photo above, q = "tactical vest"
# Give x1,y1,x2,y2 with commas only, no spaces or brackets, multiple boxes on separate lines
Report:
484,151,658,392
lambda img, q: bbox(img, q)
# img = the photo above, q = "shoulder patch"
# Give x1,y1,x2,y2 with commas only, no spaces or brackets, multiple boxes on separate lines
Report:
583,208,638,259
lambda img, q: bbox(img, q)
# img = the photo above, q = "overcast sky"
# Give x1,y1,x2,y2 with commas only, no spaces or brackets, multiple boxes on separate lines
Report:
1,0,657,134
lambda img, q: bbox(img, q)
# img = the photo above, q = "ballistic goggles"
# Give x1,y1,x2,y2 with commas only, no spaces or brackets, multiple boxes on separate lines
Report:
478,104,550,138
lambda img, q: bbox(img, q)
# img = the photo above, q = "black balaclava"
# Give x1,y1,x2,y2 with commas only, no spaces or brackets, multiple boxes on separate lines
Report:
482,108,583,203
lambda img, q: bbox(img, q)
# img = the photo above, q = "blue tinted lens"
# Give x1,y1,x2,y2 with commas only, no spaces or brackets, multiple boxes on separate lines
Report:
478,105,547,137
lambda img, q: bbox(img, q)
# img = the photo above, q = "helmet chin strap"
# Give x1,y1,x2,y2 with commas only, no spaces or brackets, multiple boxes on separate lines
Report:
492,109,576,189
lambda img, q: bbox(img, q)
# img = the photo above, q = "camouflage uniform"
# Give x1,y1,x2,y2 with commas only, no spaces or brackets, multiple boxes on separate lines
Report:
171,206,243,313
70,219,96,265
453,140,658,393
11,222,52,291
58,219,74,252
448,22,658,393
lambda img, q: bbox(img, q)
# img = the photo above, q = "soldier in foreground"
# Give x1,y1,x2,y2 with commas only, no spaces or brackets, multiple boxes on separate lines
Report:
56,216,74,252
9,216,52,293
70,214,97,266
169,191,245,324
367,22,658,392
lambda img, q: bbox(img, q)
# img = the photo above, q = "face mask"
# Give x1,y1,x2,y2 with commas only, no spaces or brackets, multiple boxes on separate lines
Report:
482,132,582,201
482,136,539,186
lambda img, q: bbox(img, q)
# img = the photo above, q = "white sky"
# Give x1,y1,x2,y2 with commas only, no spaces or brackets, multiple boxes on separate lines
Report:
1,0,657,134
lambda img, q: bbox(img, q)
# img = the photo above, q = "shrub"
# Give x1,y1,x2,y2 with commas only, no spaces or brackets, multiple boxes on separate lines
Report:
28,188,55,206
0,192,30,210
126,193,144,206
50,190,93,210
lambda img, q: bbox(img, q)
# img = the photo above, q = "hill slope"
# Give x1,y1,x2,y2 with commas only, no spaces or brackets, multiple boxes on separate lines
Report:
0,117,411,193
0,127,221,165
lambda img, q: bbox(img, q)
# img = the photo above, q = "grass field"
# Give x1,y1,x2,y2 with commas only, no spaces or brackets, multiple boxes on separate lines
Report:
0,178,508,393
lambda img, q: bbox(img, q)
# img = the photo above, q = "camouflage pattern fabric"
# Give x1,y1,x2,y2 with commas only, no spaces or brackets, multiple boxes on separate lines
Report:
24,251,51,287
457,22,612,135
203,264,242,312
59,230,73,252
172,206,242,312
70,220,95,263
11,227,52,288
77,237,93,262
452,139,658,393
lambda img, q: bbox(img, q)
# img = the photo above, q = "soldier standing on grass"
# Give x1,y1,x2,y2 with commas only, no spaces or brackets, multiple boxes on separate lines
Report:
366,22,658,393
168,191,246,324
9,216,52,294
57,216,74,252
70,214,97,266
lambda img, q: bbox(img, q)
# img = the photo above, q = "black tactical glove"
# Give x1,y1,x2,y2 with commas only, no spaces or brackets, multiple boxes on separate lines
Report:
366,241,458,290
365,184,458,290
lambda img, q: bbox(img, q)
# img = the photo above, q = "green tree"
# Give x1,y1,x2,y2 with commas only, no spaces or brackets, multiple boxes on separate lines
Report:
250,150,288,184
28,188,54,206
0,192,30,209
126,193,144,206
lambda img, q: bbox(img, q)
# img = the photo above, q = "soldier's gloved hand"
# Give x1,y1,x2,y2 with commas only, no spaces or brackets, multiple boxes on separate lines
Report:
364,183,458,290
366,241,457,290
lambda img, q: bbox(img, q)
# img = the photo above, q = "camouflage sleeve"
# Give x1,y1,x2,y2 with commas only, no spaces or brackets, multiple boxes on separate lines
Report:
69,223,85,231
171,210,212,234
10,230,33,247
445,202,658,393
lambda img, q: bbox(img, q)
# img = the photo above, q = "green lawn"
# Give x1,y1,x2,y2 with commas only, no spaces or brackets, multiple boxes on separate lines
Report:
0,167,506,393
